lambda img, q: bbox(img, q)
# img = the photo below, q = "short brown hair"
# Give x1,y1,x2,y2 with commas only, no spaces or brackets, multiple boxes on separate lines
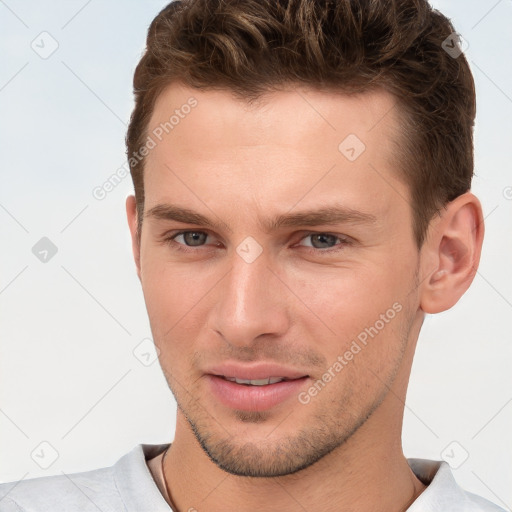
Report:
126,0,476,248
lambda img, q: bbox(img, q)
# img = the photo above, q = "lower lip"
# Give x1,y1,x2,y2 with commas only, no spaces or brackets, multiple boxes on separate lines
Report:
207,375,309,412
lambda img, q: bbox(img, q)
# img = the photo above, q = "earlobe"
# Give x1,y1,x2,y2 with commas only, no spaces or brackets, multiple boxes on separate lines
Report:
126,195,142,281
420,192,484,314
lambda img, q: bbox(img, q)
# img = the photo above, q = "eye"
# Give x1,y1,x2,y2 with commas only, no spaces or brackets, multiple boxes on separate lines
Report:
298,233,348,250
173,231,209,247
161,230,352,255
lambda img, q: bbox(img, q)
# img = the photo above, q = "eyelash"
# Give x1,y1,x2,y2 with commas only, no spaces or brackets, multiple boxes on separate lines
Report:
160,230,353,255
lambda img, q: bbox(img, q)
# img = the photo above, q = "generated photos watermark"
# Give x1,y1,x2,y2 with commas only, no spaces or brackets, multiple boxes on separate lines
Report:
298,301,403,405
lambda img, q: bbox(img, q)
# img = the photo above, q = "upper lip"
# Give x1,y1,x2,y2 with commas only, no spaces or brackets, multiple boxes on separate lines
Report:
207,362,309,380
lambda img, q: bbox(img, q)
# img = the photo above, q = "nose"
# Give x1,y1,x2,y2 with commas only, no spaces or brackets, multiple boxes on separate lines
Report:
209,245,290,348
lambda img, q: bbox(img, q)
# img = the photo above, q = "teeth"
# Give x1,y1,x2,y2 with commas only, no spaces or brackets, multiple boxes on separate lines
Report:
224,377,286,386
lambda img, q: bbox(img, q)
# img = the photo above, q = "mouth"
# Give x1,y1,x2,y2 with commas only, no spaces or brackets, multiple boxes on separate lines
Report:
220,376,297,386
206,372,310,412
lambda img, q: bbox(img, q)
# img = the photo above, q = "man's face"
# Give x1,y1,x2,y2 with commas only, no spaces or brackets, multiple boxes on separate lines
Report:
129,83,425,477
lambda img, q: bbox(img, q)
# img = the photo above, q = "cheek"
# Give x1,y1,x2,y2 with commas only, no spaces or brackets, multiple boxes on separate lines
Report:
287,261,416,389
289,263,407,335
303,302,411,414
140,255,216,350
140,259,185,336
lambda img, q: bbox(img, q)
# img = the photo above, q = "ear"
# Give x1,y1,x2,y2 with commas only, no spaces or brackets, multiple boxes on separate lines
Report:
419,192,484,314
126,195,142,281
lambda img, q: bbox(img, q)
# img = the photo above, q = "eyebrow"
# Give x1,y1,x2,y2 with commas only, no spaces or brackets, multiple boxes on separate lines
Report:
145,203,377,232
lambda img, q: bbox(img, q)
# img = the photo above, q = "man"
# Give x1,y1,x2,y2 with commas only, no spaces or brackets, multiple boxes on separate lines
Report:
0,0,505,510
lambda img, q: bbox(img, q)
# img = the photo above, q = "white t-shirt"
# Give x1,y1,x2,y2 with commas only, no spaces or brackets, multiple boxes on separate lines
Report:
0,443,506,511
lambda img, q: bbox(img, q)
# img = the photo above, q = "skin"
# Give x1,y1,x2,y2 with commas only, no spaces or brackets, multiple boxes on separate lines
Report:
126,83,484,512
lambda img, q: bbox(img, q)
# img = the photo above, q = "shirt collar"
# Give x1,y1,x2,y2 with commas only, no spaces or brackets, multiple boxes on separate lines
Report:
406,458,470,511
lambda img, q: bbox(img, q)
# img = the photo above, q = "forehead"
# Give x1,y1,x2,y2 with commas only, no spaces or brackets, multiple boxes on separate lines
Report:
148,82,400,154
143,82,408,227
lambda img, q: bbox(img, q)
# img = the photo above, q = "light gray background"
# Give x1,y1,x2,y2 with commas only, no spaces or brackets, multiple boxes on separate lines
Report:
0,0,511,509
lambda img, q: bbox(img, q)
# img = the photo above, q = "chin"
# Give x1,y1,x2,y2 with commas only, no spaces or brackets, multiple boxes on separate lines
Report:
183,406,357,478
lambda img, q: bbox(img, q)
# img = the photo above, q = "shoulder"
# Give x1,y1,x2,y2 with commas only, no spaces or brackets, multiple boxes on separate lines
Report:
0,444,173,512
463,490,508,512
407,458,506,512
0,463,119,511
0,443,170,512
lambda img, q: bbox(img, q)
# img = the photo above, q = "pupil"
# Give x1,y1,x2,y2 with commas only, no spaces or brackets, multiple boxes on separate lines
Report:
184,232,207,246
311,234,336,248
